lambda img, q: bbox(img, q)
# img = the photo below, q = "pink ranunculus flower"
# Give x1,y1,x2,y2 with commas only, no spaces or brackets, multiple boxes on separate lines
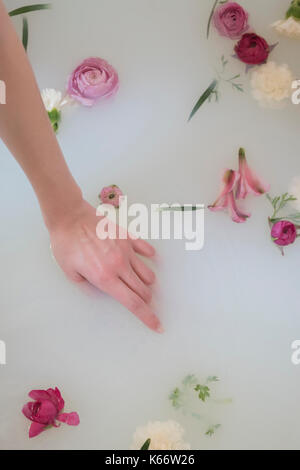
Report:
22,387,80,438
99,184,123,208
67,57,119,106
209,169,250,223
213,2,249,39
234,33,270,65
236,148,270,199
271,220,297,246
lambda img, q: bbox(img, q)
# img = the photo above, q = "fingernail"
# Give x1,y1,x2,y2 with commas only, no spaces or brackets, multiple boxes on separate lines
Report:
157,325,165,334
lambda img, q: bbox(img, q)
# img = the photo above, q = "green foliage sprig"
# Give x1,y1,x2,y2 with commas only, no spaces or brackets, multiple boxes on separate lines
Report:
267,193,300,225
169,374,230,438
9,4,51,51
188,56,243,121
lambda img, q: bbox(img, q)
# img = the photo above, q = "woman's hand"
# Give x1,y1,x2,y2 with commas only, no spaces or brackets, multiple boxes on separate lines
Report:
49,199,163,333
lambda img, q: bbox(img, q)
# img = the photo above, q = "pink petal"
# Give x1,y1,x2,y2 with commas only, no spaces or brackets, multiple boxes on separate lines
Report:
236,148,270,199
29,422,46,438
209,194,229,211
57,412,80,426
36,400,58,424
22,400,57,424
47,387,65,412
209,169,240,209
29,390,51,401
227,192,250,223
22,403,34,420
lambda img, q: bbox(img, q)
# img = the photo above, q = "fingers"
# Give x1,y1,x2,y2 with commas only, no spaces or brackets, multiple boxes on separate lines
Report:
104,279,163,333
120,268,152,304
131,238,155,257
130,255,156,285
66,270,86,283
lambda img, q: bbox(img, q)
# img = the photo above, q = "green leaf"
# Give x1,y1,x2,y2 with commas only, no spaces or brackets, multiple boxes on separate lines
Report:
206,0,219,39
169,387,182,408
195,384,210,402
206,376,219,383
9,4,51,16
205,424,221,437
140,438,151,450
286,1,300,19
22,17,28,51
267,193,298,220
271,213,300,225
232,83,244,92
182,374,198,386
266,193,273,205
48,108,61,133
188,79,218,121
227,74,240,81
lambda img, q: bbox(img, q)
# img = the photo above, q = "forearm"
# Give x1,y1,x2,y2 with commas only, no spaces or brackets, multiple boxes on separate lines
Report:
0,1,82,229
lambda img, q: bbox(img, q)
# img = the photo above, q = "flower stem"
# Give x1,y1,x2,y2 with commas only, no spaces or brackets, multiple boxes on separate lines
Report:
207,0,219,39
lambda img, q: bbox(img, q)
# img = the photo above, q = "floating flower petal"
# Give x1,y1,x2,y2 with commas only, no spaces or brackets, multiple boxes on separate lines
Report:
236,148,270,199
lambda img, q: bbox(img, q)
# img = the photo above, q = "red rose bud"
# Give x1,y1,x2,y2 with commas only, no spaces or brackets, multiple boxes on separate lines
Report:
234,33,270,65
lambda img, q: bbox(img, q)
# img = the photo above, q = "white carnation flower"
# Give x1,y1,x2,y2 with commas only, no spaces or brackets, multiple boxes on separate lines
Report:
41,88,68,112
250,61,293,108
272,16,300,39
131,420,191,450
289,176,300,210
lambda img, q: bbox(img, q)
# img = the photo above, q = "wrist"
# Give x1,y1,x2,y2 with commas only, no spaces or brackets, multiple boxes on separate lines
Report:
40,180,84,232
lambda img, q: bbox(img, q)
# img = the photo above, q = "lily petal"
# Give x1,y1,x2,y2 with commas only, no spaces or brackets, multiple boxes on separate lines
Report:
227,192,250,223
29,422,46,438
209,193,229,211
209,169,240,209
57,412,80,426
236,148,270,199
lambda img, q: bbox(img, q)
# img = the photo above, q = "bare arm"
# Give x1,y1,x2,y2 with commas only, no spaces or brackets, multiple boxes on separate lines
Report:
0,1,162,333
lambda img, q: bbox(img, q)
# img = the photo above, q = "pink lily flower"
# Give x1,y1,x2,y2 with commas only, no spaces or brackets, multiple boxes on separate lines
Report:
22,387,80,438
209,169,250,223
236,148,270,199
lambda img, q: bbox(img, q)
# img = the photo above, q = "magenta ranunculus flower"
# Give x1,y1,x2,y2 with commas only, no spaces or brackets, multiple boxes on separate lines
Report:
271,220,297,246
22,387,80,438
99,185,123,208
213,2,249,39
67,57,119,106
234,33,270,65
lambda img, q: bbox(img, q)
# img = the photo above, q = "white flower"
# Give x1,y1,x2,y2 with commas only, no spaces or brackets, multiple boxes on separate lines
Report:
131,420,191,450
250,61,293,108
272,16,300,39
289,176,300,210
41,88,68,112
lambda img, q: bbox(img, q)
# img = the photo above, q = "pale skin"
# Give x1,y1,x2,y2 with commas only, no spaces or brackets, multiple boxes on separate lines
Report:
0,1,162,333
